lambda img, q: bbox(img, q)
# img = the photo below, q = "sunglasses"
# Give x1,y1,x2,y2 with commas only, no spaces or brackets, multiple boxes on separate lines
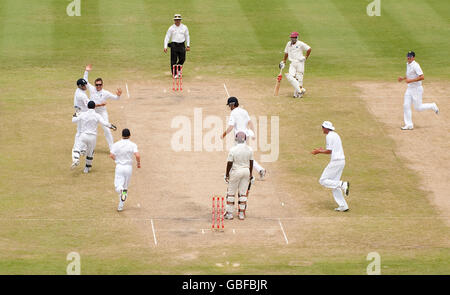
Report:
95,84,103,86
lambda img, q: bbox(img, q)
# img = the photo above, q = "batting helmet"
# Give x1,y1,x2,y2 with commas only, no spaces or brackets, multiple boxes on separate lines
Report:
77,78,87,87
290,32,299,38
226,97,239,106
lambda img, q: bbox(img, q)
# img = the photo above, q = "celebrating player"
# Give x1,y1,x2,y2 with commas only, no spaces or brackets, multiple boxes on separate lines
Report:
398,51,439,130
164,14,190,77
72,101,117,174
71,78,89,168
312,121,350,212
279,32,311,98
83,64,122,150
110,128,141,212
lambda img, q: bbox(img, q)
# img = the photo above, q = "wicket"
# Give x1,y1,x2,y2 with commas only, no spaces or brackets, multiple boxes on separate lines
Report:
172,64,183,91
211,196,224,231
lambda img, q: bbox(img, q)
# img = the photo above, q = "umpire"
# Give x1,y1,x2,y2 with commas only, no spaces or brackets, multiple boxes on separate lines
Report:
164,14,190,77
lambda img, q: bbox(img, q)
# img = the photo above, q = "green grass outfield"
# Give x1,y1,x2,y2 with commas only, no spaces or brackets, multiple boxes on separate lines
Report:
0,0,449,274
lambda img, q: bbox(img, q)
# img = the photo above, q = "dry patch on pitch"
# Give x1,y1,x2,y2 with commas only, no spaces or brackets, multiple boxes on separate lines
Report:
355,81,450,226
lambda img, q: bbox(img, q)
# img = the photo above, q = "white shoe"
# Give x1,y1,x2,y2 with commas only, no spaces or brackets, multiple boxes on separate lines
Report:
300,87,306,95
238,212,245,220
334,206,349,212
71,160,79,169
401,125,413,130
83,167,90,174
434,104,439,114
224,212,234,220
293,90,300,98
117,201,124,212
259,169,266,180
341,181,350,197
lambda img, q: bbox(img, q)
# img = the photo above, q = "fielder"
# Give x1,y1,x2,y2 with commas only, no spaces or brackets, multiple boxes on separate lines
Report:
83,64,122,150
71,78,90,168
312,121,350,212
221,96,266,180
279,32,311,98
164,14,190,77
398,51,439,130
110,128,141,212
72,101,117,174
224,132,254,220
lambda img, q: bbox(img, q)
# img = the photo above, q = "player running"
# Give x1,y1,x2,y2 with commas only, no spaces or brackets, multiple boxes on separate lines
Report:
312,121,350,212
110,128,141,212
279,32,311,98
83,64,122,150
221,97,266,180
398,51,439,130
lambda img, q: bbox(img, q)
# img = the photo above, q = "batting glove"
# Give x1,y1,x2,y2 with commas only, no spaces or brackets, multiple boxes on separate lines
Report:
279,61,285,69
110,124,117,131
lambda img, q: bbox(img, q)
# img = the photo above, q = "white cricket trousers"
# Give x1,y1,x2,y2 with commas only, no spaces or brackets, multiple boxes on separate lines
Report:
74,133,97,168
114,164,133,193
319,159,348,209
96,108,114,150
285,61,305,92
403,86,437,127
226,168,250,214
227,168,250,196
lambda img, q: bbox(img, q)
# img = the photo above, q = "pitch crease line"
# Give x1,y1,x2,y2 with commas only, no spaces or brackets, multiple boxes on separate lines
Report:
150,219,158,246
125,83,130,98
278,218,289,245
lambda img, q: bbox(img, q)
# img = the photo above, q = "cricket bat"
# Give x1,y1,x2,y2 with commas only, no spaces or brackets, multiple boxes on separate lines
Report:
273,68,283,96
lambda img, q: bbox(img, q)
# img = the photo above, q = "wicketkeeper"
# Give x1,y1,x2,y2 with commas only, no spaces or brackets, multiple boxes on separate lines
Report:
279,32,311,98
224,132,254,220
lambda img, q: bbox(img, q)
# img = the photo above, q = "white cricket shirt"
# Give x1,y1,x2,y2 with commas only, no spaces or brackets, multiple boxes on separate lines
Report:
227,143,254,170
84,71,120,111
228,107,254,137
73,88,89,112
164,23,190,49
284,40,311,63
111,139,139,166
72,109,110,136
325,131,345,161
406,61,423,88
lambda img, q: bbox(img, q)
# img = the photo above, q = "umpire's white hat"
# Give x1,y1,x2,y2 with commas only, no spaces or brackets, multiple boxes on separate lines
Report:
322,121,335,130
174,14,182,20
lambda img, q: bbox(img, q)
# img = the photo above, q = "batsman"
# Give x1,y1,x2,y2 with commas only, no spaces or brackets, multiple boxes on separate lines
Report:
279,32,311,98
224,132,254,220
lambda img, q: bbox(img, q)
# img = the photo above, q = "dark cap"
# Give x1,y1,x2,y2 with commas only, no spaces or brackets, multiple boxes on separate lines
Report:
87,101,96,109
407,51,415,57
77,78,87,86
122,128,131,137
226,96,239,106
